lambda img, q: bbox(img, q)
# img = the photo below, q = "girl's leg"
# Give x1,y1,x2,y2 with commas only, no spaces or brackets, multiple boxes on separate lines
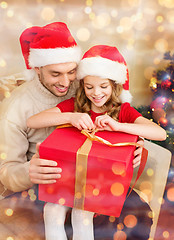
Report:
118,190,153,240
71,208,94,240
44,202,69,240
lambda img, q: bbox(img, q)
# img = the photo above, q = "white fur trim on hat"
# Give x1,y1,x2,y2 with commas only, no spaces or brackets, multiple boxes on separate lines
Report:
29,46,82,68
76,57,127,84
119,89,132,103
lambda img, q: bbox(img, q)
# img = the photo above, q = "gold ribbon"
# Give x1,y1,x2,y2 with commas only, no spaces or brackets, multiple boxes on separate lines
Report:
57,124,142,148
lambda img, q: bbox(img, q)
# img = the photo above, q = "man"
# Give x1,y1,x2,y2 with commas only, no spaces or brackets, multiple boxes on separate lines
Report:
0,22,151,239
0,22,81,194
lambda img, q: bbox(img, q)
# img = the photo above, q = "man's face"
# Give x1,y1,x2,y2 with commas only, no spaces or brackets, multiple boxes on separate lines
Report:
35,62,77,97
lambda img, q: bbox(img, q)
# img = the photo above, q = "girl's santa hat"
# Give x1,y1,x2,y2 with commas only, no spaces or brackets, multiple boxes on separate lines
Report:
20,22,81,80
77,45,132,103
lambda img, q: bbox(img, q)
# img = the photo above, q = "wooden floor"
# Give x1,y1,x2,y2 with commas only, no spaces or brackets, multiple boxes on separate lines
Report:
0,188,173,240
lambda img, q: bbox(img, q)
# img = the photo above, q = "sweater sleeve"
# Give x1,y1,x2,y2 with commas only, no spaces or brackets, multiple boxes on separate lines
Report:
0,117,33,192
119,102,142,123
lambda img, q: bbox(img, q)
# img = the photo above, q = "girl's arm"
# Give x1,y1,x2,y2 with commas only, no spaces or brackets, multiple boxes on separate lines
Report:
95,115,166,141
27,107,94,130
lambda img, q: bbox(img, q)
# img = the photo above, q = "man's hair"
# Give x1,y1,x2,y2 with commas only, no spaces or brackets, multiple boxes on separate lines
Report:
74,79,123,121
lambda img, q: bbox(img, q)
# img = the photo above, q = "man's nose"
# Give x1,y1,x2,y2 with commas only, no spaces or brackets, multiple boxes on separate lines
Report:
60,74,70,87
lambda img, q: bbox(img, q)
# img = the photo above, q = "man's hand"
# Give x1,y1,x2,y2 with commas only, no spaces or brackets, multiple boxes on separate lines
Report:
29,143,62,184
132,138,144,168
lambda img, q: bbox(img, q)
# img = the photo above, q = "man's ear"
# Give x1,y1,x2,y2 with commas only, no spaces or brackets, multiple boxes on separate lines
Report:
34,67,40,74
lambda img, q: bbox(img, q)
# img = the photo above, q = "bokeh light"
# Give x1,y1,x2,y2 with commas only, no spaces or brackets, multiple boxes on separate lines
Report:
6,237,14,240
109,216,115,223
124,214,137,228
110,9,118,18
114,230,127,240
41,7,55,21
76,28,90,42
84,6,91,14
0,59,7,68
112,163,126,176
7,10,14,17
154,39,168,53
83,218,90,225
167,10,174,23
58,198,65,205
92,13,111,29
93,188,99,196
111,182,124,196
21,191,28,198
85,184,95,198
75,192,82,199
46,186,55,194
156,15,164,23
163,230,170,238
0,152,7,160
5,208,13,217
117,222,124,230
139,181,153,201
146,168,154,177
167,187,174,202
0,1,8,8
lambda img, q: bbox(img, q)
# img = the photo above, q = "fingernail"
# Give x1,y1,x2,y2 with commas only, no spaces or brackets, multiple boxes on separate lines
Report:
57,168,62,173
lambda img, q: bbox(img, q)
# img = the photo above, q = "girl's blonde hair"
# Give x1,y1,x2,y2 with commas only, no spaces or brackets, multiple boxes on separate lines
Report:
74,79,123,121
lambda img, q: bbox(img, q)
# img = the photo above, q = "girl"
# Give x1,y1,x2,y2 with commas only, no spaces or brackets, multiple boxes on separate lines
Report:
27,45,166,240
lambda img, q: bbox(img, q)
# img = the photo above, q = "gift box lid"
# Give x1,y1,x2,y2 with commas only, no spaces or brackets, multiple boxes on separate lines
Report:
39,127,138,171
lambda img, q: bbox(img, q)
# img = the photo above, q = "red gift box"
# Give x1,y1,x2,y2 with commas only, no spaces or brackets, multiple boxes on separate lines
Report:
39,127,142,217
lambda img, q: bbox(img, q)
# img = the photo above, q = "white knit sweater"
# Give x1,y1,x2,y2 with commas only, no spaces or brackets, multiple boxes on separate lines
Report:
0,75,78,196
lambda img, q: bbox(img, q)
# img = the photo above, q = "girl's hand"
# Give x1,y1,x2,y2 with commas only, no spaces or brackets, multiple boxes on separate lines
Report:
70,113,94,130
95,115,121,131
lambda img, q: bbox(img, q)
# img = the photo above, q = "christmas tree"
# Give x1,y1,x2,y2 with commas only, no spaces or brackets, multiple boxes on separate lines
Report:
136,52,174,186
137,51,174,155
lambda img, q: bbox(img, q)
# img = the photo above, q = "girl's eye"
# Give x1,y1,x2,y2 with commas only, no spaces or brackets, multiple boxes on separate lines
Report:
101,86,108,89
86,87,93,90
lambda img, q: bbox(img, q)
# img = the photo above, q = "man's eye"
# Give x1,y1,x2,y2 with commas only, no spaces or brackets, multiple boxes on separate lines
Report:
52,74,60,77
69,70,76,74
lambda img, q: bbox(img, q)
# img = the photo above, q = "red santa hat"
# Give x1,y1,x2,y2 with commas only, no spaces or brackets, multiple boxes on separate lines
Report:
20,22,81,79
76,45,132,103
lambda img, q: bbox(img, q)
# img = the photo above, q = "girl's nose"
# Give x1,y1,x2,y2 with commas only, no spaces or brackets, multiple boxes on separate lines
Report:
93,87,101,95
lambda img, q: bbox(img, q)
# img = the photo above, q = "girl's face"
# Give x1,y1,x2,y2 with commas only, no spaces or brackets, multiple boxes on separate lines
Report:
83,76,112,113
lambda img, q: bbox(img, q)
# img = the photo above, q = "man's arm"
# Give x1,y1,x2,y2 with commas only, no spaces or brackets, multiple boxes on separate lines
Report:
0,118,33,192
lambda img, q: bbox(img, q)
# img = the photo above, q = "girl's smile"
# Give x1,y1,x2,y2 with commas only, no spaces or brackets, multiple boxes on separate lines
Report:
84,76,112,113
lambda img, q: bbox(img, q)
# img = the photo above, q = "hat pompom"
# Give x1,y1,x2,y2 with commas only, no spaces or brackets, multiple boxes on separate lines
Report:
119,89,133,103
23,69,37,81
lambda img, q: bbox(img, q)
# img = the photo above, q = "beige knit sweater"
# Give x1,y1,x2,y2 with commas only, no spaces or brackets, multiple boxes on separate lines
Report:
0,75,78,198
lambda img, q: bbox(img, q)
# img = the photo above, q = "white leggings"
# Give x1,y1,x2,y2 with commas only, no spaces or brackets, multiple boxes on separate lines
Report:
44,202,94,240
